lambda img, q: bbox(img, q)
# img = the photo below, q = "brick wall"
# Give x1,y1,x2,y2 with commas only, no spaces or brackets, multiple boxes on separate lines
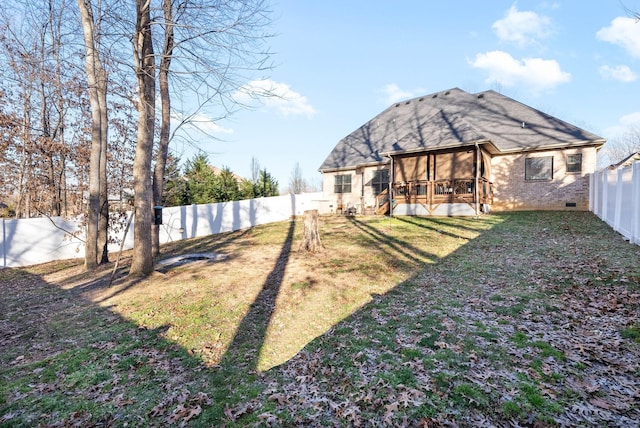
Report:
322,166,390,212
490,147,598,211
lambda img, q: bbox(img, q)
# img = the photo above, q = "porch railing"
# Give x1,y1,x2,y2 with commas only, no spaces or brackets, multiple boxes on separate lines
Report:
391,178,494,206
374,187,390,215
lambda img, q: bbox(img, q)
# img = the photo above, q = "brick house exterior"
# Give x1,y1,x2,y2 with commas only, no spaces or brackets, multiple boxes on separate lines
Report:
319,88,605,215
490,147,599,211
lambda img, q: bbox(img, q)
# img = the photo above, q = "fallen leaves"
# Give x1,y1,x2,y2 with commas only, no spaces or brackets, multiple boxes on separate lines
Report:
224,214,640,426
3,212,639,426
150,389,212,426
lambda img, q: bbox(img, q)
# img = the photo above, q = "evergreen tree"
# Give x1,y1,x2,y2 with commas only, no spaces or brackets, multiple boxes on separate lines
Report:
183,153,216,204
213,166,240,202
255,168,279,197
161,153,187,207
239,178,256,199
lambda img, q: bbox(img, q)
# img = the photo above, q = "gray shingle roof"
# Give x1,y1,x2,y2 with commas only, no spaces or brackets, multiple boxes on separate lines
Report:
319,88,605,171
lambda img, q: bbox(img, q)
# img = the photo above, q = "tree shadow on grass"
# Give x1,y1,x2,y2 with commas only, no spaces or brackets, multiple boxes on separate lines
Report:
0,213,301,426
346,216,438,264
216,219,296,372
0,268,209,427
394,214,494,236
4,212,640,426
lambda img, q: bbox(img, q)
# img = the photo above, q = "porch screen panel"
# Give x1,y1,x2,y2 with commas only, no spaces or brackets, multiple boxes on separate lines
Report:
434,151,474,180
394,155,427,182
481,150,491,179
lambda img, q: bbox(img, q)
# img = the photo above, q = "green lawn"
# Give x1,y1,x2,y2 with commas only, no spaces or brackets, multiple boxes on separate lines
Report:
1,211,639,426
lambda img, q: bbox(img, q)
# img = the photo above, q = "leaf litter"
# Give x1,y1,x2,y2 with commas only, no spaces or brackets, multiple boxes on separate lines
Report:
1,212,639,426
226,212,640,426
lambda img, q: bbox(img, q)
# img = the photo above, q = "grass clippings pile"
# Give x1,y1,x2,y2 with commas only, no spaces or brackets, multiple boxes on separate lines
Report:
1,211,639,427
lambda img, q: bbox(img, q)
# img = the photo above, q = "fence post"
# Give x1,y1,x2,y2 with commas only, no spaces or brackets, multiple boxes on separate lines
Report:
1,218,5,269
614,168,623,231
589,171,596,214
633,162,640,245
597,170,604,217
591,171,601,217
601,170,608,223
594,170,602,217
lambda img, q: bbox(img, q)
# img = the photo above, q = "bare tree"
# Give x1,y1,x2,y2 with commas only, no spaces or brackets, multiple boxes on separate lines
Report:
250,156,261,183
288,161,307,194
601,125,640,166
129,0,156,276
77,0,110,269
2,0,274,275
152,0,175,256
0,0,78,219
148,0,273,259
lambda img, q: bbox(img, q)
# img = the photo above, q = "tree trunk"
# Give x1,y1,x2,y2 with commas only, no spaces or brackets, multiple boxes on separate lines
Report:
129,0,156,277
16,95,31,218
152,0,174,257
300,209,322,253
77,0,106,270
98,71,109,264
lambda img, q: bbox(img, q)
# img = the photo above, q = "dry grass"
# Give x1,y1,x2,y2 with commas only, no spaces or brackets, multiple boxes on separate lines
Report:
84,215,496,371
1,212,639,427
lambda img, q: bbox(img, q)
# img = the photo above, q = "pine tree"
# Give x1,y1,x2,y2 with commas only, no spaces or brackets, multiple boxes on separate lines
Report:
213,166,239,202
183,153,216,204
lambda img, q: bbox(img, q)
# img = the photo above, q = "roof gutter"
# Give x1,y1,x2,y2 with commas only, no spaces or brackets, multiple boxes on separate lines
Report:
379,139,492,158
319,158,391,174
494,138,607,155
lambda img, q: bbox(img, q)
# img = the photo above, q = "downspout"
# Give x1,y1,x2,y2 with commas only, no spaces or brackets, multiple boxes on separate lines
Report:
388,154,394,217
360,168,365,214
475,142,480,216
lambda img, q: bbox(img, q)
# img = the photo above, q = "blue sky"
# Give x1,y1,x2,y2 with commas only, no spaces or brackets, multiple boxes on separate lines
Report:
172,1,640,191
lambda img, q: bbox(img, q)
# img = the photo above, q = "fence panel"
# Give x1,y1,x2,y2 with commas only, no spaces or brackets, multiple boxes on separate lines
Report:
2,216,84,267
1,192,323,268
590,161,640,245
605,169,617,227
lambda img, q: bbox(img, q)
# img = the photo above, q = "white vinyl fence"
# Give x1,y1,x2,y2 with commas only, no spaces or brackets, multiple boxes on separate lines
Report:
1,192,324,268
590,161,640,246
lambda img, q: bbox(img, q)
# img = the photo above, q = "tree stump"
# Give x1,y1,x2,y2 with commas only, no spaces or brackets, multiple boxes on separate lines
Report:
300,209,323,253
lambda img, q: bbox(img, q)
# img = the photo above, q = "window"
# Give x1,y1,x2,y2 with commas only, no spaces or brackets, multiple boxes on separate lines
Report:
525,156,553,181
566,153,582,173
334,174,351,193
371,170,389,195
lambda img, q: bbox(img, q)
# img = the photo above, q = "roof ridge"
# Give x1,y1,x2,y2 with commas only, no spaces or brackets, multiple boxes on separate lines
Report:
386,87,468,109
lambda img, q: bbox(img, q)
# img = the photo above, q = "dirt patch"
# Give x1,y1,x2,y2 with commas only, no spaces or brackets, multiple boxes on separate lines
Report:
155,252,228,273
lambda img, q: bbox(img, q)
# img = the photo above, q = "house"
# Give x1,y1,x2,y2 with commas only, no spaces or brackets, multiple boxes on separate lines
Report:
210,166,246,184
319,88,605,216
607,152,640,170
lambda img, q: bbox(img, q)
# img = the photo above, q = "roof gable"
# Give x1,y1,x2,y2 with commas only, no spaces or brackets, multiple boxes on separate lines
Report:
320,88,605,171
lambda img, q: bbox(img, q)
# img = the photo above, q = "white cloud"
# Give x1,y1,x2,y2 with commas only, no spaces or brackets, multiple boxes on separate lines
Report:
620,111,640,127
604,111,640,140
492,5,553,48
598,64,637,82
596,17,640,58
470,50,570,95
171,112,234,135
235,79,316,118
381,83,425,105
